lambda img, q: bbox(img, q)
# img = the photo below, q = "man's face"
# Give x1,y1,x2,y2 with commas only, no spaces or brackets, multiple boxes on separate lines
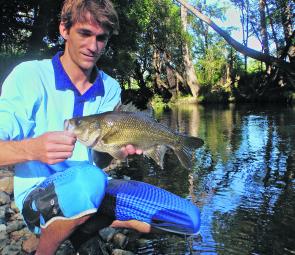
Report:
60,13,110,72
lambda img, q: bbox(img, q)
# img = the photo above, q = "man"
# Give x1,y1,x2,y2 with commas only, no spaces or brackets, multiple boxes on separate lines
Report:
0,1,145,254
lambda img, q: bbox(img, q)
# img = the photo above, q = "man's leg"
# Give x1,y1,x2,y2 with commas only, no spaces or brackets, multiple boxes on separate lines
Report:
36,215,91,255
22,164,108,254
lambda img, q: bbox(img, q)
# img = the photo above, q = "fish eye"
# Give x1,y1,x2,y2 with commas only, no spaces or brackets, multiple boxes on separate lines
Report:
75,119,82,126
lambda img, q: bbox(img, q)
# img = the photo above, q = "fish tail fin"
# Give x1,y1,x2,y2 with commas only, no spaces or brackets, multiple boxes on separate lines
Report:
174,135,204,169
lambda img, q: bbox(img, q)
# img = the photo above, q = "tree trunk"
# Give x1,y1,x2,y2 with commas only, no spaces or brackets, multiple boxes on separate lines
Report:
259,0,270,55
181,5,200,97
239,0,250,71
279,0,295,63
163,52,178,97
266,3,279,55
174,0,295,78
152,48,172,100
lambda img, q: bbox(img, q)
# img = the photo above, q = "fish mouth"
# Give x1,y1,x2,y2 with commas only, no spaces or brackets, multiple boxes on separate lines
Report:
64,119,77,134
64,119,71,131
64,119,98,147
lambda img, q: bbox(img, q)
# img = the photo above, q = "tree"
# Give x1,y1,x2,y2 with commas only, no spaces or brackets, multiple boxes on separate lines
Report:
174,0,295,99
174,0,294,71
181,4,200,97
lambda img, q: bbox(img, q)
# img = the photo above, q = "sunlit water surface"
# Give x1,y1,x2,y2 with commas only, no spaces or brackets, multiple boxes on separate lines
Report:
116,104,295,255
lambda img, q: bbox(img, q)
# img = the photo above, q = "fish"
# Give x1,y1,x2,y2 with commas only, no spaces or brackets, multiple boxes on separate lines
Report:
64,111,204,169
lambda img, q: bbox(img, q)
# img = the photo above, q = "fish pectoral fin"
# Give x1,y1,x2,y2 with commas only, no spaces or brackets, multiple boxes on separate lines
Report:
144,145,167,169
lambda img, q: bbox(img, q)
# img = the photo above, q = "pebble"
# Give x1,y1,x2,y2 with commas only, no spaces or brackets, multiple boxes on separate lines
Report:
0,192,10,205
6,220,25,233
0,223,6,232
0,176,14,194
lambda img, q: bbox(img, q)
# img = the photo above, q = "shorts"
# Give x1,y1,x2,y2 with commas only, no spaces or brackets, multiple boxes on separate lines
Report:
22,164,107,233
99,179,201,235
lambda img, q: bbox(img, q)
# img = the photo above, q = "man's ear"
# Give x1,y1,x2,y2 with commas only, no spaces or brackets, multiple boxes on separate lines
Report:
59,22,69,40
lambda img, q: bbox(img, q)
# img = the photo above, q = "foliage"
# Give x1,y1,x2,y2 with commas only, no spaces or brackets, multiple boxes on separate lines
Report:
247,59,266,73
196,42,228,86
0,0,294,103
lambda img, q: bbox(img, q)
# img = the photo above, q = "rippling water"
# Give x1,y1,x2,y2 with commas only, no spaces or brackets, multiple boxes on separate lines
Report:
117,104,295,255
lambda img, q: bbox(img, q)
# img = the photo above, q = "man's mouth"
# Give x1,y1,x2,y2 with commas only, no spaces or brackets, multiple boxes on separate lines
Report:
82,53,98,59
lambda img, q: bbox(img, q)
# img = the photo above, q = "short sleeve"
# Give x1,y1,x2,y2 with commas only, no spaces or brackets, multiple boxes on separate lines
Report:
0,62,42,141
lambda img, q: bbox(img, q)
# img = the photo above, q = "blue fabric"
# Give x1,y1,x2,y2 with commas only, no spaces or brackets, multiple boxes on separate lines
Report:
0,52,121,213
23,163,108,234
105,179,201,235
39,163,107,221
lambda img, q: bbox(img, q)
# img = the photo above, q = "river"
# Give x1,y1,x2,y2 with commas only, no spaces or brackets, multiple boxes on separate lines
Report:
117,104,295,255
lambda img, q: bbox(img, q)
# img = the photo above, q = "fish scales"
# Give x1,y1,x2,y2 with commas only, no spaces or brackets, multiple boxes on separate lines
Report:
98,113,178,149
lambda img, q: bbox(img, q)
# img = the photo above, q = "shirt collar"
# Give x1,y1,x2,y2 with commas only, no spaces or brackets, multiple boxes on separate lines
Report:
52,51,104,99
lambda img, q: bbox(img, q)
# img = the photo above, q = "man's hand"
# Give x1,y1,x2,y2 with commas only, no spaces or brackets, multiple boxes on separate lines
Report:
28,131,76,164
120,144,143,158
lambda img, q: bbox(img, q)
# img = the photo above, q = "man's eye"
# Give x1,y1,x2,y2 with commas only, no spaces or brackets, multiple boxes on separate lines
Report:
79,32,91,37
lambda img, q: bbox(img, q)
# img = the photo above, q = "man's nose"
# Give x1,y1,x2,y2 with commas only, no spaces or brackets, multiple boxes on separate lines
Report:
88,36,98,52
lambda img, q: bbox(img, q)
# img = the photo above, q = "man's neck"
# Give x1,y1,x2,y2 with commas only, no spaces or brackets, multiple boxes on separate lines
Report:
60,53,96,95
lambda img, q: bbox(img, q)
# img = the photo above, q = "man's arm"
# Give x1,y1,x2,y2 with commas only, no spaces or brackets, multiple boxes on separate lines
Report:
0,131,76,167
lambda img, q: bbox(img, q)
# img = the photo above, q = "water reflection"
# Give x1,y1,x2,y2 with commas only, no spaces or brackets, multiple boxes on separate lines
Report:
117,104,295,255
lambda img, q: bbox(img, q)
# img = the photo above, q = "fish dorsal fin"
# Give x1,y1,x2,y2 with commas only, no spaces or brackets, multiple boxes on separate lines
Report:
116,102,154,117
144,145,167,169
116,102,141,112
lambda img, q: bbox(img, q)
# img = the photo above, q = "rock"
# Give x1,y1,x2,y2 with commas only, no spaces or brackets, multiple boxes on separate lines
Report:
1,241,22,255
10,201,20,213
0,176,14,195
0,205,8,224
56,240,75,255
112,232,129,249
10,212,23,221
22,234,39,253
112,249,135,255
78,236,109,255
99,227,117,242
0,224,7,232
5,207,15,219
0,231,9,250
10,228,30,241
6,220,25,233
0,192,10,205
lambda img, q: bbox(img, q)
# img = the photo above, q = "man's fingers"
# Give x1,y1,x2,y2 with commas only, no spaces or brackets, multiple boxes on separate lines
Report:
45,131,77,145
136,149,143,155
125,144,136,154
46,144,75,152
124,145,143,155
46,151,73,164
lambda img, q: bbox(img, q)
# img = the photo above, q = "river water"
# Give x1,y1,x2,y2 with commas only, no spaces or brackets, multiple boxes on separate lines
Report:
118,104,295,255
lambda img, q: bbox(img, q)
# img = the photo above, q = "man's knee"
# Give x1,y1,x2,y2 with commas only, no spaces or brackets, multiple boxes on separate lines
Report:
22,164,108,231
53,164,108,216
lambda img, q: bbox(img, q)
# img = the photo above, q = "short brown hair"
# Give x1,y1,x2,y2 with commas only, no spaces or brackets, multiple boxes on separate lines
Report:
61,0,119,35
